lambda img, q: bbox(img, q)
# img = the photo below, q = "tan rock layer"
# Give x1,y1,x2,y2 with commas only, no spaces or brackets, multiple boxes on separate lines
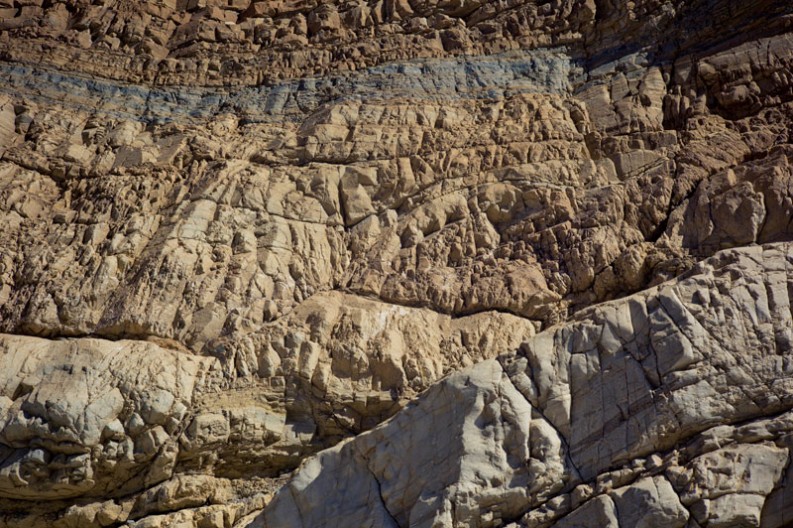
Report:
0,0,789,88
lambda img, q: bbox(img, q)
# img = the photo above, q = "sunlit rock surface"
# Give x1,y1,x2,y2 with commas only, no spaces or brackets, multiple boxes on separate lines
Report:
1,0,793,526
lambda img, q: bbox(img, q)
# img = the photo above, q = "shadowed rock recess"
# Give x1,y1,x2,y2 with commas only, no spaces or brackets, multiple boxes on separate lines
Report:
1,0,793,526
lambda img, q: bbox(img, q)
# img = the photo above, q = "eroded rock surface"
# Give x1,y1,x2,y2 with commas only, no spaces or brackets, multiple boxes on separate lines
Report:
1,0,793,526
253,243,793,527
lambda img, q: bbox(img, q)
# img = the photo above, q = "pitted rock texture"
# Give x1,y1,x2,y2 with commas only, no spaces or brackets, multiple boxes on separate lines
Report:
1,0,793,526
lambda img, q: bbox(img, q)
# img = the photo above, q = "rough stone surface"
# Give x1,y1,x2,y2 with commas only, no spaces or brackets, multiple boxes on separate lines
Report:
1,0,793,526
251,244,793,527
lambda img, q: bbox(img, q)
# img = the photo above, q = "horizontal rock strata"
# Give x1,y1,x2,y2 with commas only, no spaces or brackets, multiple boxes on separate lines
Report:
1,0,793,526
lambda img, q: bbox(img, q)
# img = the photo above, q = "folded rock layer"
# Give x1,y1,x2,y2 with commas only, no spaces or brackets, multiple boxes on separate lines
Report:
0,0,793,526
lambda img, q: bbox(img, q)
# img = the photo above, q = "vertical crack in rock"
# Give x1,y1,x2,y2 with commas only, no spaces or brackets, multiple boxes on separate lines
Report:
354,443,402,528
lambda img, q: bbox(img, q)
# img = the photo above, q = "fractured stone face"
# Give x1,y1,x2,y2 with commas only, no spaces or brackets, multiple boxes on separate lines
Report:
247,243,793,527
1,0,793,526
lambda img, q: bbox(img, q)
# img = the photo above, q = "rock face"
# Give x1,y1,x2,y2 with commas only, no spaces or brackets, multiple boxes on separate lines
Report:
0,0,793,527
255,244,793,527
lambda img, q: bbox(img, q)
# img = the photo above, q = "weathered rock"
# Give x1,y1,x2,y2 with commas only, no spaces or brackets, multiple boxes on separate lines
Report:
249,243,793,526
1,0,793,526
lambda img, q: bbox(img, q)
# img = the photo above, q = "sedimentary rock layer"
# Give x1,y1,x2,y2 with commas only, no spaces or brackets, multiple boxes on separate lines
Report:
255,243,793,527
1,0,793,526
